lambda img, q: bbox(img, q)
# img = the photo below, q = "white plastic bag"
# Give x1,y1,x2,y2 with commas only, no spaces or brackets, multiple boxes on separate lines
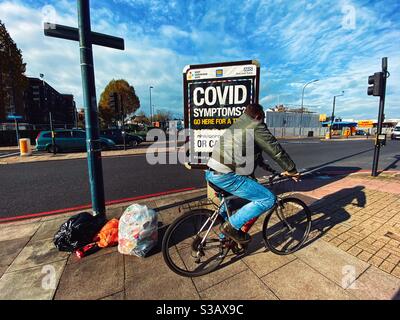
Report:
118,204,158,257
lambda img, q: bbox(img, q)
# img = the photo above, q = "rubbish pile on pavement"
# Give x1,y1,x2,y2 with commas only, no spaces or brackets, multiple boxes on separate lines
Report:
53,204,158,259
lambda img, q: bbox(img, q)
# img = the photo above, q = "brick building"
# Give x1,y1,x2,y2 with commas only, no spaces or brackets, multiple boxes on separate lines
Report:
22,77,77,126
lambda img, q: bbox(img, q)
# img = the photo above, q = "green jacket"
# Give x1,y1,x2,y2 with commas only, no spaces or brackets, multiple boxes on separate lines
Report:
208,113,296,175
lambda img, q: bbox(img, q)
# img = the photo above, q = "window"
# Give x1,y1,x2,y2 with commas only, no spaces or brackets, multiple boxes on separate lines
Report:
73,131,86,138
56,131,72,138
42,133,51,138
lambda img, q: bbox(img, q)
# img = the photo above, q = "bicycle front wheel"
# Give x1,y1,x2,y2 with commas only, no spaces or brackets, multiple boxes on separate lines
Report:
262,197,311,255
162,209,228,277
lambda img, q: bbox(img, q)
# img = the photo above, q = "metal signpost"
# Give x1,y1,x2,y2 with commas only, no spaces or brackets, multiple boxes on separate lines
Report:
183,60,260,168
6,114,23,146
48,112,56,154
44,0,124,216
368,57,389,177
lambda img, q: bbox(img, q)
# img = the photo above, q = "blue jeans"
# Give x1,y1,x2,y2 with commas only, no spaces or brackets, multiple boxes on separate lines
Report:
205,170,277,230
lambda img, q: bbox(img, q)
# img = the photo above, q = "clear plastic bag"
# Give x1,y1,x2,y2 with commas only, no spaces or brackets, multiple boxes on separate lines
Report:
118,204,158,257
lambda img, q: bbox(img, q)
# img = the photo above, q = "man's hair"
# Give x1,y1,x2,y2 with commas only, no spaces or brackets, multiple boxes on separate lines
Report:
245,103,265,119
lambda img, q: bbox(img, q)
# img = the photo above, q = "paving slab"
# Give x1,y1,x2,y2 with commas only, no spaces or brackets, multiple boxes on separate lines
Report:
124,252,200,300
294,240,370,288
242,248,297,278
0,266,7,278
200,269,278,300
0,222,41,242
261,259,354,300
67,245,118,265
0,260,66,300
30,218,66,242
55,251,124,300
192,257,248,292
347,266,400,300
100,291,125,300
7,238,69,272
0,236,31,268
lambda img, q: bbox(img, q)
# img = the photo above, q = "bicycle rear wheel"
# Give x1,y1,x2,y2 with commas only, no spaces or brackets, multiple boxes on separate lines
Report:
262,197,311,255
162,209,228,277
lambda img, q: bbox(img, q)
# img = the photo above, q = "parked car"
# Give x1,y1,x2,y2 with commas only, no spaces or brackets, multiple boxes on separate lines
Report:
391,125,400,140
100,129,143,147
355,130,368,136
36,129,115,153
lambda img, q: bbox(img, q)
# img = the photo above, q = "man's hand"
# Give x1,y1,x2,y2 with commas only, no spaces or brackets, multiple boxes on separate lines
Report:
282,171,301,182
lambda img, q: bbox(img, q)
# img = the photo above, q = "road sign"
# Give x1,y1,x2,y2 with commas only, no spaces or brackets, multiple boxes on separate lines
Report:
6,115,23,120
183,60,260,167
357,120,374,128
319,114,327,122
44,0,125,216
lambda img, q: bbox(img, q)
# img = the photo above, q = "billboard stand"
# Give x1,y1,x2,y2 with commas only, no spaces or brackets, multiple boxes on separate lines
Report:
183,60,261,206
183,60,260,169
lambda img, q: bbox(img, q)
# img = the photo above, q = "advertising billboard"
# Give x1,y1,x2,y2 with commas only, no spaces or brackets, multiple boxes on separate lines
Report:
183,60,260,168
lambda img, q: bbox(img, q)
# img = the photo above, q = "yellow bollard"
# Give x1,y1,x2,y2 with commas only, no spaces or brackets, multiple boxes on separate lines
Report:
19,138,32,156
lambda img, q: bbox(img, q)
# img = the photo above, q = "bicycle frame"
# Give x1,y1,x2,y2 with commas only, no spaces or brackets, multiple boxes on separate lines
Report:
194,173,294,247
194,191,279,247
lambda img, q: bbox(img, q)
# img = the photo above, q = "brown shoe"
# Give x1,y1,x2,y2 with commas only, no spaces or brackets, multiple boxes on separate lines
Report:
220,221,251,244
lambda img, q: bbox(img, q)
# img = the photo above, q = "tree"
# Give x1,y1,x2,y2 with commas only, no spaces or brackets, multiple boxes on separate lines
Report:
0,20,28,122
77,109,85,128
133,110,150,125
153,109,173,122
98,79,140,127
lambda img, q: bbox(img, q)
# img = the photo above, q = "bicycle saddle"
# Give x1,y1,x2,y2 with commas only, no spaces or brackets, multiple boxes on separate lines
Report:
208,182,233,197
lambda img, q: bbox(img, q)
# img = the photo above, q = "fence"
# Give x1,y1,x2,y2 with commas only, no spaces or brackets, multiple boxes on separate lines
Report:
268,127,327,138
0,130,41,147
265,112,322,128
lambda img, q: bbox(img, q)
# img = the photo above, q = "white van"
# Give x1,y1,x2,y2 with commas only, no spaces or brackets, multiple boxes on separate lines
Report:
391,125,400,140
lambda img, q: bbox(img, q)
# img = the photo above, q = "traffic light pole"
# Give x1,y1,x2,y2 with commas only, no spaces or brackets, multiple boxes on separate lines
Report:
14,118,20,146
329,96,336,139
371,58,388,177
120,94,126,150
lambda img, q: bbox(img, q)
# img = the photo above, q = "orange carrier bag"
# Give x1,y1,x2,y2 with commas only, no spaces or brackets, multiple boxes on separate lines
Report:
95,218,119,248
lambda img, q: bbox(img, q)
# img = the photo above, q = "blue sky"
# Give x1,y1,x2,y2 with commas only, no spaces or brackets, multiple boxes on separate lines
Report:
1,0,399,120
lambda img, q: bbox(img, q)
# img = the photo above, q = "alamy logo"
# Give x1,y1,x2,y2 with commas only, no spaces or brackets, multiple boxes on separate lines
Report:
342,265,357,289
41,265,57,290
341,5,356,30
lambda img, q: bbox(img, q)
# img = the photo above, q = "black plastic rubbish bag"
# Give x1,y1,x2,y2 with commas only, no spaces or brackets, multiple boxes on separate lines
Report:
53,212,106,252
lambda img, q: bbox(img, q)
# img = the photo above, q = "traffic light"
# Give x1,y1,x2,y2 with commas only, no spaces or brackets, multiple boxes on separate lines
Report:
367,72,384,96
108,92,119,113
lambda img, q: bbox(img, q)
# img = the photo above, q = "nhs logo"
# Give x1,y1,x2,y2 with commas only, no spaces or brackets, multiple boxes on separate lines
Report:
216,69,223,77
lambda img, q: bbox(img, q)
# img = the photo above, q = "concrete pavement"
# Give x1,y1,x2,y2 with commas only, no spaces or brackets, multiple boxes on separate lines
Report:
0,141,174,165
0,172,400,300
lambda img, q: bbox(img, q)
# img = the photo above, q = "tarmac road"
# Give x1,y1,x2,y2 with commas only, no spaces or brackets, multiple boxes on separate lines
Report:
0,139,398,219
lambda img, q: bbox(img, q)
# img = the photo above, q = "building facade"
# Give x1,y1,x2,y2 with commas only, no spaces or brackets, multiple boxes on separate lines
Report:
22,77,76,127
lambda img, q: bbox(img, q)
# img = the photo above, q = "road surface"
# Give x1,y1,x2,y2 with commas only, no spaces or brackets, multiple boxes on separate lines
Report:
0,139,398,219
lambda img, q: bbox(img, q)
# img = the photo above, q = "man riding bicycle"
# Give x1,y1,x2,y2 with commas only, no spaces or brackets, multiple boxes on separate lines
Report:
205,103,300,244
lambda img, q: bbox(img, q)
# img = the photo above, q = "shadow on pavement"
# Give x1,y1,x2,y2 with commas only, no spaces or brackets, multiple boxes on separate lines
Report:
382,154,400,172
151,166,369,273
217,184,366,271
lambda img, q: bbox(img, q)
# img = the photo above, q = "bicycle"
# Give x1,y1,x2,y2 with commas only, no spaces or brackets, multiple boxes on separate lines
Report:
162,167,312,277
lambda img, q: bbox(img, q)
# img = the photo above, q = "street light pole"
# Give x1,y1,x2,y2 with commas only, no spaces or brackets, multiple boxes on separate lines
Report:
300,79,319,136
329,91,344,139
149,86,153,125
40,73,56,153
